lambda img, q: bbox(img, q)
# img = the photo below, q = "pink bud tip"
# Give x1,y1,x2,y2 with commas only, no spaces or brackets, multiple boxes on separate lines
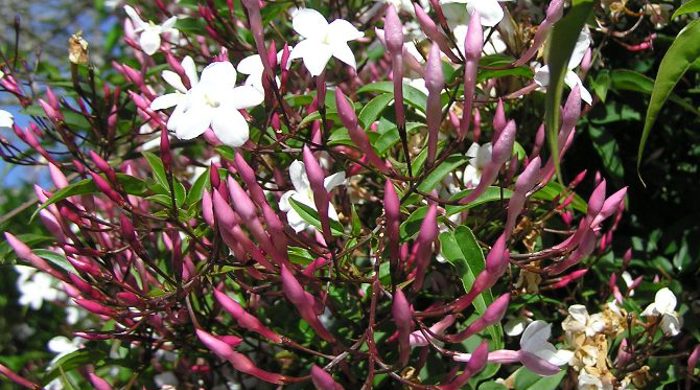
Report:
311,365,344,390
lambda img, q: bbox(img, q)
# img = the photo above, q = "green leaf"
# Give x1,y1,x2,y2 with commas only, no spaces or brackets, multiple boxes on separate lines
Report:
544,0,594,183
142,151,168,189
439,226,503,348
587,125,624,180
531,181,588,213
186,168,210,206
358,93,394,128
514,367,566,390
288,198,344,236
638,19,700,179
42,349,107,384
33,174,148,219
479,54,534,82
357,81,428,113
672,0,700,19
417,154,468,193
610,69,699,115
445,187,514,216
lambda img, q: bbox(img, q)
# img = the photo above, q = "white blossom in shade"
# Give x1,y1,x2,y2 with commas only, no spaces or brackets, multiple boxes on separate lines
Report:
463,142,492,188
520,320,574,369
441,0,514,27
288,8,364,76
14,265,63,310
577,370,606,390
533,27,593,104
279,160,346,233
641,287,682,336
621,271,635,296
562,304,606,338
150,57,263,147
504,316,533,337
123,5,178,55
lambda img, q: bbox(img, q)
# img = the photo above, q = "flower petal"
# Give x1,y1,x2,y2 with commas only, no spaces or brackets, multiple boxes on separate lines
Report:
661,313,681,336
162,70,187,93
161,16,178,30
289,160,310,193
292,8,329,39
231,85,264,109
655,287,677,314
139,28,162,55
168,100,211,140
520,351,562,376
150,93,182,111
211,107,249,147
124,5,147,30
332,44,357,70
568,304,589,324
327,19,364,42
323,172,346,192
533,65,550,88
301,43,334,77
520,320,551,352
568,28,591,70
237,54,263,76
0,109,13,128
467,0,504,27
564,71,592,104
182,56,198,86
199,61,237,89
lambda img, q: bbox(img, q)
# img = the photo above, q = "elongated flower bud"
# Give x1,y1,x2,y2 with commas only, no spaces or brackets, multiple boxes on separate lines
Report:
587,180,607,220
591,187,627,228
560,85,581,143
311,365,344,390
5,232,65,281
688,344,700,381
214,289,282,343
505,157,542,237
196,328,235,360
229,350,286,384
486,234,509,276
233,153,266,206
412,203,438,292
493,99,506,140
89,151,117,183
0,363,39,389
281,265,335,342
202,189,215,227
384,180,401,268
413,4,461,63
335,90,388,172
514,0,565,66
212,189,238,228
410,315,456,347
385,5,403,55
302,146,332,241
425,43,443,166
445,294,509,342
460,12,483,139
392,288,413,367
87,372,112,390
439,341,489,390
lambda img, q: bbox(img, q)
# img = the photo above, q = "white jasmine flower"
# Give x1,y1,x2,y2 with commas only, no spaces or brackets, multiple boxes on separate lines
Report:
237,51,283,99
578,371,607,390
279,160,345,233
534,27,593,104
0,109,12,128
150,57,263,147
621,271,635,296
124,5,178,55
562,304,606,338
641,287,682,336
288,8,364,76
463,142,492,188
14,265,63,310
520,320,574,368
441,0,514,27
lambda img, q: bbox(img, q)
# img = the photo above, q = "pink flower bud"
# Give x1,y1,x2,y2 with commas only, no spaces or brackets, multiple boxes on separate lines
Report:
303,146,332,240
202,189,215,227
587,179,607,220
196,329,235,360
281,265,335,342
385,180,401,266
212,189,238,228
88,171,123,205
688,344,700,378
392,288,413,366
514,0,565,66
87,372,112,390
623,248,632,268
614,338,632,368
160,129,172,170
310,365,344,390
410,315,456,347
89,151,117,183
74,298,115,316
48,162,69,189
546,269,588,289
561,84,581,142
493,99,507,140
505,157,542,237
413,203,438,291
214,289,282,343
385,5,404,55
439,341,489,390
425,43,444,165
0,363,39,389
116,292,142,307
492,120,517,166
413,4,461,63
5,232,65,281
445,293,509,342
233,153,266,206
486,234,509,276
229,351,286,384
591,187,627,228
335,90,388,172
460,12,483,139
